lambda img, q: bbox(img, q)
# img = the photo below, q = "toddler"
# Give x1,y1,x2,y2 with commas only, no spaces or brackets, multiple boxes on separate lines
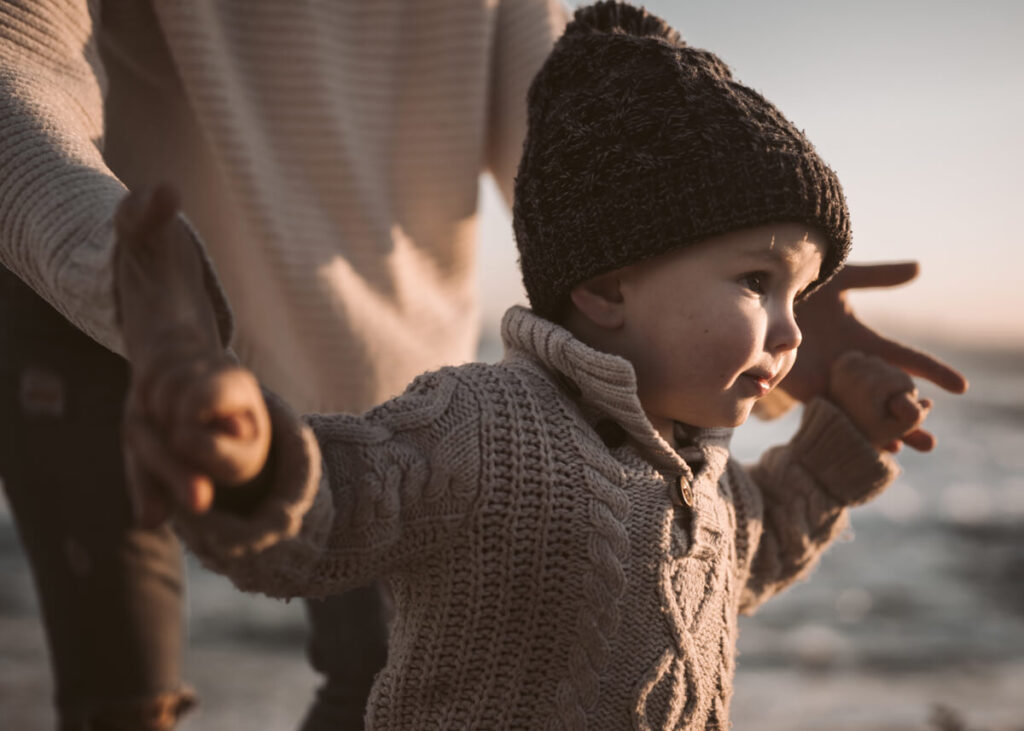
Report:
117,3,932,728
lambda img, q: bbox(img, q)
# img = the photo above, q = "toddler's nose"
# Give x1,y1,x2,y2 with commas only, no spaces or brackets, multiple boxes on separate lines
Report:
768,306,802,353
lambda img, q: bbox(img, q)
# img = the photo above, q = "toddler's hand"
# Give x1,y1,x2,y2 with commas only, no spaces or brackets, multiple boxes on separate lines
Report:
115,184,271,526
123,356,272,526
827,351,935,454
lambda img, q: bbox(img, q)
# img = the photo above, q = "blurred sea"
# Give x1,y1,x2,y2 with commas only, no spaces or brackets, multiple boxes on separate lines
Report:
2,340,1022,730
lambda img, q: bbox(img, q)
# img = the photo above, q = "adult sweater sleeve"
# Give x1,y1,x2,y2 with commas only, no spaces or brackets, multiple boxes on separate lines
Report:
0,1,230,353
485,0,569,204
731,397,900,615
173,368,486,600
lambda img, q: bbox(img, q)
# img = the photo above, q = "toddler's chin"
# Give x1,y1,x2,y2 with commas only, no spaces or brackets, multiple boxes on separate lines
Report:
724,401,758,428
688,406,753,430
727,412,753,428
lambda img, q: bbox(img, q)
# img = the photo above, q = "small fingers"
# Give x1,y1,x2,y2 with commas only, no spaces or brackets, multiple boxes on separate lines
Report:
901,428,937,452
887,390,923,425
833,350,916,399
881,439,903,454
124,410,214,515
170,366,271,485
170,420,267,487
884,393,935,452
888,390,933,427
831,350,942,454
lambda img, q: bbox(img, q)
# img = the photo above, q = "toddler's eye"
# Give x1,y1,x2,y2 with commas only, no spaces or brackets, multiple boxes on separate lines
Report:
740,272,767,295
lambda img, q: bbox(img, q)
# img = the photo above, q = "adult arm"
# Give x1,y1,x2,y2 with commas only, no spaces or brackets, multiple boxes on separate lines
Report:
114,186,487,600
0,1,229,352
485,0,569,204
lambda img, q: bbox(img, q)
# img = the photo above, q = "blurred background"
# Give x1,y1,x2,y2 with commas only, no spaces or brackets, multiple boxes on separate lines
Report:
2,1,1021,729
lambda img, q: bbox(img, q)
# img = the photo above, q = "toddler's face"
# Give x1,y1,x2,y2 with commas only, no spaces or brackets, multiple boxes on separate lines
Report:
616,223,825,436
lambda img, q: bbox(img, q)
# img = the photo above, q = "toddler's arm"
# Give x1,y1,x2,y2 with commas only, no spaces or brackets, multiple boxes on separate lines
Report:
732,352,934,613
115,186,486,598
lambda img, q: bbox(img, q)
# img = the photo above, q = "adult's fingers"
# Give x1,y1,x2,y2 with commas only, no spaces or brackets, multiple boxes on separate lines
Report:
124,450,173,528
144,358,218,429
124,410,214,514
864,332,969,394
832,262,920,290
115,184,181,245
113,184,189,343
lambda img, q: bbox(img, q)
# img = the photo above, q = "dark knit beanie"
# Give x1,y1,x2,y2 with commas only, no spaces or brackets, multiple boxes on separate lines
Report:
514,1,852,318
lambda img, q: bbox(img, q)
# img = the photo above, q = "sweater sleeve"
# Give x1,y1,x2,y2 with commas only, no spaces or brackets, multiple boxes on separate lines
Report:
173,368,486,600
733,397,900,615
0,1,231,353
485,0,568,205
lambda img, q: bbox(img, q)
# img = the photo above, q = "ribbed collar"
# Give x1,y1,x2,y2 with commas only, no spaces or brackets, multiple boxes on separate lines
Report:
500,306,733,479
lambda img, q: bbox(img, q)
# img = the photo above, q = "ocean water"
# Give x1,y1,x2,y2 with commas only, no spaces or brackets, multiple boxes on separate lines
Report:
726,345,1024,730
1,343,1021,730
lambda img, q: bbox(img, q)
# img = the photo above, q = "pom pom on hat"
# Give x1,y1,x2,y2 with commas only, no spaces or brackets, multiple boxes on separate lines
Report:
563,0,682,45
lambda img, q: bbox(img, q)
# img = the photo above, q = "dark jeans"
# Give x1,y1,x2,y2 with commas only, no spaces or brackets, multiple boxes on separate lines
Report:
300,587,391,731
0,267,387,730
0,267,191,729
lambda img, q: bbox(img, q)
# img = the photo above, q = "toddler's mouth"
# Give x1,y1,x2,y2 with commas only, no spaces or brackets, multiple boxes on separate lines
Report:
741,369,777,397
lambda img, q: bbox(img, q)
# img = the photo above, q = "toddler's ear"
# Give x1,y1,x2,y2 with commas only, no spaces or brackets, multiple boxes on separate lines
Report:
569,271,625,329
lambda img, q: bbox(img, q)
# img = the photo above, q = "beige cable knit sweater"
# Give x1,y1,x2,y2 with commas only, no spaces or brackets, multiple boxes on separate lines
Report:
0,0,568,412
176,306,899,730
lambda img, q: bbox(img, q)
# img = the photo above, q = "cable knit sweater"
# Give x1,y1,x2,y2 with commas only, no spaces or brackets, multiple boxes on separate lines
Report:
0,0,567,412
176,306,899,730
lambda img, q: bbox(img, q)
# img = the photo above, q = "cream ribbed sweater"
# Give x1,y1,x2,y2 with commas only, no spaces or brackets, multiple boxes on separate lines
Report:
176,307,899,730
0,0,567,412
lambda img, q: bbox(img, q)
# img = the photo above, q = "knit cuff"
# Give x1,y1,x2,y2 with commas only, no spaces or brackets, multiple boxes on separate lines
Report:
50,206,234,356
174,388,322,560
791,398,899,506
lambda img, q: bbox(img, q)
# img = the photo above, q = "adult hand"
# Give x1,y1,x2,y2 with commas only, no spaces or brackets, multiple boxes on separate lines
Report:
779,262,969,403
115,184,270,526
115,185,222,375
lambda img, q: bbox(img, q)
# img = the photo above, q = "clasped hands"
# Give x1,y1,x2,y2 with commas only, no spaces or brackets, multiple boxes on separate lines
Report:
116,185,272,527
782,261,967,452
114,185,968,527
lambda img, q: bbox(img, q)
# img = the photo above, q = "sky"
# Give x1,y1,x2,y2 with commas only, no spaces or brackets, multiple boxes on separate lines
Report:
476,0,1024,348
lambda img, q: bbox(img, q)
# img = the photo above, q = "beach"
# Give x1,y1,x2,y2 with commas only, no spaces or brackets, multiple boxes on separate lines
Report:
2,341,1022,730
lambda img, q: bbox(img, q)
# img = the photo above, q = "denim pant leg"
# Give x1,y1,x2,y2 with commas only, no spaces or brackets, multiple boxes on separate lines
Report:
299,585,391,731
0,269,193,730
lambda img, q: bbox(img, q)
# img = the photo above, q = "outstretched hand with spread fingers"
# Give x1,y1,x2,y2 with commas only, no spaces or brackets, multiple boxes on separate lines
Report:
756,262,968,447
782,262,969,402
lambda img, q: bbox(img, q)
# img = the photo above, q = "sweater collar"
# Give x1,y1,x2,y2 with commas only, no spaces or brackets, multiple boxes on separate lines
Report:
500,306,733,479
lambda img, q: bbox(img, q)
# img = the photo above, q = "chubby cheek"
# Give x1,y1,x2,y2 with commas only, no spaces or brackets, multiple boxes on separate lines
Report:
706,309,763,387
